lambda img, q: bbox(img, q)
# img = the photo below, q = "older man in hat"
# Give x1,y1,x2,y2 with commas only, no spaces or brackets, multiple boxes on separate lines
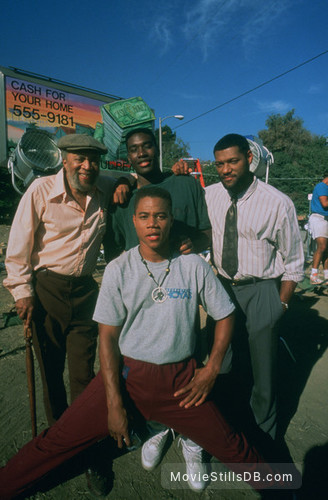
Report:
4,134,129,426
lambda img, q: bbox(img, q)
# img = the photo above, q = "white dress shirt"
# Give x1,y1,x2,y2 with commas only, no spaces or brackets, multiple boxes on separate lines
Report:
205,177,304,282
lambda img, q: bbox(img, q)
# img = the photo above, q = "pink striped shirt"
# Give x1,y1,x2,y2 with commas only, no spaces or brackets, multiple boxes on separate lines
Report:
4,169,116,301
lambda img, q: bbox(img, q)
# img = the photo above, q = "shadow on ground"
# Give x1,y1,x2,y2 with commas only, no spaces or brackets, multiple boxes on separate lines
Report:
277,294,328,437
207,292,328,464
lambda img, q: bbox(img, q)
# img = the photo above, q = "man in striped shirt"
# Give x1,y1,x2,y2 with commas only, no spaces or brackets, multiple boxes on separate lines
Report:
205,133,304,443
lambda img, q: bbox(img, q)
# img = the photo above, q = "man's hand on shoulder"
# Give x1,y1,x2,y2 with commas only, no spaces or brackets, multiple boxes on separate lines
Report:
15,296,34,327
179,236,194,255
112,176,136,205
172,159,193,176
112,178,131,205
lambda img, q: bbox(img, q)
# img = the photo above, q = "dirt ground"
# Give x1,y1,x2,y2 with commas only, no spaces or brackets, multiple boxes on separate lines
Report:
0,223,327,500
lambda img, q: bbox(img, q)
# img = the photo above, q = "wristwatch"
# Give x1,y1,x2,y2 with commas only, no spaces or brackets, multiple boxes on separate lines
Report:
281,301,289,311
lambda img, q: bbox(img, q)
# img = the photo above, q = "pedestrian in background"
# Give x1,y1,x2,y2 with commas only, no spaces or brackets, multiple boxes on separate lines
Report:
308,173,328,284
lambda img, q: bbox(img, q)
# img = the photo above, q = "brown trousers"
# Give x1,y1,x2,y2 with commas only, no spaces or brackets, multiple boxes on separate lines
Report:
32,269,99,424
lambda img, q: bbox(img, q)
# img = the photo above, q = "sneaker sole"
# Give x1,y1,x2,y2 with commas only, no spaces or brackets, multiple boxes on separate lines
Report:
187,480,207,493
141,448,163,471
141,457,160,471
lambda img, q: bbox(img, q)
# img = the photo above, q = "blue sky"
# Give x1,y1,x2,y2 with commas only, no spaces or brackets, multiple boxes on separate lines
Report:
1,0,327,160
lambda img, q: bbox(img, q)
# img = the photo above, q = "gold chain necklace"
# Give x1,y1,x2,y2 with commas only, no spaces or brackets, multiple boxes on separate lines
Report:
138,247,171,303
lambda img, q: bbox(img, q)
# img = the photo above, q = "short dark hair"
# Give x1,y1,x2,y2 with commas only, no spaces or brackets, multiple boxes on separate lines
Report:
134,186,172,214
125,128,157,148
213,133,250,156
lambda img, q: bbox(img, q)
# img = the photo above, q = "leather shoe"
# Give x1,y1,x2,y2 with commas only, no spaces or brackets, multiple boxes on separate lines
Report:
85,467,112,498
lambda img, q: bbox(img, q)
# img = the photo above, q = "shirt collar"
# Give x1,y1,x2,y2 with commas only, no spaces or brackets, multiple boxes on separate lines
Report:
47,169,67,201
227,175,258,203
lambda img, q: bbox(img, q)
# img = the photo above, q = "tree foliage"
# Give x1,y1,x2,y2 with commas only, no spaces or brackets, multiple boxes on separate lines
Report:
258,109,328,214
1,111,327,222
199,162,218,187
196,110,328,215
155,125,190,171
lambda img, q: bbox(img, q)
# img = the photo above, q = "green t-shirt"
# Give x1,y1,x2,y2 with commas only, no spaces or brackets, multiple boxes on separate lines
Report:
104,174,211,260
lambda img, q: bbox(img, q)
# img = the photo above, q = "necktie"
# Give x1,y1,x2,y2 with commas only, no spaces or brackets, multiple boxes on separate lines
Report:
221,196,238,278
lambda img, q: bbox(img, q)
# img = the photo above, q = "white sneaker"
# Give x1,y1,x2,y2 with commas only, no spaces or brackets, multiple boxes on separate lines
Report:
310,274,323,284
141,428,171,471
179,437,208,492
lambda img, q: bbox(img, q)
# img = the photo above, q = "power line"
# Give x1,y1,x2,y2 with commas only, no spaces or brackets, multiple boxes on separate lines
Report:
174,50,328,130
198,173,323,180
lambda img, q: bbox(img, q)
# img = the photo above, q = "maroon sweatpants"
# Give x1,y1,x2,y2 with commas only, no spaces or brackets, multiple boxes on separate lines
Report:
0,358,278,499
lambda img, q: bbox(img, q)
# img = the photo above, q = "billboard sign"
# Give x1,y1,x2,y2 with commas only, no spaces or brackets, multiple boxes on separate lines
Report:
0,66,122,168
6,76,107,134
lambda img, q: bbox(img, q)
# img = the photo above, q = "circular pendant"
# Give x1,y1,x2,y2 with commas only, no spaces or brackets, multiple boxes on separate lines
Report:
152,286,168,303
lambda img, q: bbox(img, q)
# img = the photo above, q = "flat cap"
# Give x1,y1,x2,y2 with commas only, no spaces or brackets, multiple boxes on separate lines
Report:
57,134,108,154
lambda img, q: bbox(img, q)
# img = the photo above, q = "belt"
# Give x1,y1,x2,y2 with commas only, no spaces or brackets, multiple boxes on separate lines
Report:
219,275,265,287
35,268,92,282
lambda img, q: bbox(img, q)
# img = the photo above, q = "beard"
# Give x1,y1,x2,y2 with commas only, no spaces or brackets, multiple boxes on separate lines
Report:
66,169,98,193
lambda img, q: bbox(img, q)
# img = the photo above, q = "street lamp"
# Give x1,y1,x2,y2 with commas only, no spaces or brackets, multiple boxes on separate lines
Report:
159,114,184,171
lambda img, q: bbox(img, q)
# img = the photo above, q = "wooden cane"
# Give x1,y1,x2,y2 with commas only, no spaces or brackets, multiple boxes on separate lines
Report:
24,324,37,437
